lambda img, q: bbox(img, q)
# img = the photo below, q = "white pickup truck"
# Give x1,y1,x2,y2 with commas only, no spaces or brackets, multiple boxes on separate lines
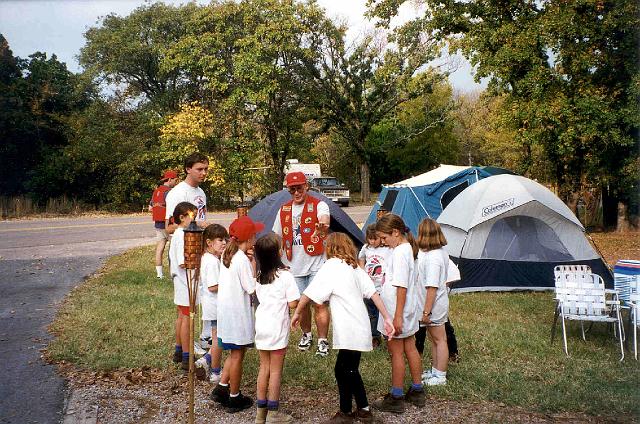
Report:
309,176,350,207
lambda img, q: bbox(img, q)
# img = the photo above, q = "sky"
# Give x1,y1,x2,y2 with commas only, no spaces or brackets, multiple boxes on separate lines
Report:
0,0,484,91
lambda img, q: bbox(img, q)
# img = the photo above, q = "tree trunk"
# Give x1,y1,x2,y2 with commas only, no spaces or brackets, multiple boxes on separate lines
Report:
360,162,370,203
616,201,630,232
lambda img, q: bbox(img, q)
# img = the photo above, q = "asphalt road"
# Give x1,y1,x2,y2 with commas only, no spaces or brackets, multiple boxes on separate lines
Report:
0,206,371,423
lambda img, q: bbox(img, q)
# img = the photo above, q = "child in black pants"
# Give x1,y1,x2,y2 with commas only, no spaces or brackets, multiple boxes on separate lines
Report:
292,233,395,422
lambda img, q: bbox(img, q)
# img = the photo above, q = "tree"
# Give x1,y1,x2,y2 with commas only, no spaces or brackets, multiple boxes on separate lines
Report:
0,37,91,196
164,0,337,190
304,31,442,201
369,0,640,229
80,2,201,112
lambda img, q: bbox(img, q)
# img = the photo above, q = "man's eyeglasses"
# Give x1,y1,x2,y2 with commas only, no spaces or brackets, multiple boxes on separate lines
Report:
288,185,305,194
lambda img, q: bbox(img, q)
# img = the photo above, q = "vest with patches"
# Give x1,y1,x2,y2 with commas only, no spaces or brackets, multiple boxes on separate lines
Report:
280,196,324,261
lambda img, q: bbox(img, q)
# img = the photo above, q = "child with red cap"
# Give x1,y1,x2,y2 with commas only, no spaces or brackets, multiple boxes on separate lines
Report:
211,216,265,413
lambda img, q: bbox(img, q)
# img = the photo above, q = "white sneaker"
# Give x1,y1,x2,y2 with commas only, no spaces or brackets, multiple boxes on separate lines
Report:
421,369,433,384
200,336,212,349
425,375,447,386
194,356,210,381
315,339,329,357
298,333,313,351
209,370,221,384
193,343,207,357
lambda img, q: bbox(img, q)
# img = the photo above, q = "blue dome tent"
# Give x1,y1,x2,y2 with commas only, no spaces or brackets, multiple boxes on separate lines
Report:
363,165,512,235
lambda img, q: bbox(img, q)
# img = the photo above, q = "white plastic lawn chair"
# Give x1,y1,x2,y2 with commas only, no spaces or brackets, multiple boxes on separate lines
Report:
551,265,592,343
553,266,624,361
630,293,639,360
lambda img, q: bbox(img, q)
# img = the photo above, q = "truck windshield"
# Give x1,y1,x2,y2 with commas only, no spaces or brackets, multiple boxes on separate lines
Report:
315,178,339,186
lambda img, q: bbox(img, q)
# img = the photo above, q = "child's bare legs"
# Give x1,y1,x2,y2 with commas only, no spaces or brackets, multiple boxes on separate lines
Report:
257,350,286,400
175,310,181,346
403,336,422,384
257,350,270,401
267,351,286,401
227,348,246,394
179,313,190,354
387,338,406,388
210,328,222,370
427,326,448,372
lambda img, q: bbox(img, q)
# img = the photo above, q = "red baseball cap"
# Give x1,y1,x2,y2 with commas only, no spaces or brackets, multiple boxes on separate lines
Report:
285,171,307,187
162,170,178,180
229,216,265,242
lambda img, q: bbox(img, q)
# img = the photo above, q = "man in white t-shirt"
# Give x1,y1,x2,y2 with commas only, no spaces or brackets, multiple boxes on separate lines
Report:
164,152,210,348
164,152,209,233
272,171,331,357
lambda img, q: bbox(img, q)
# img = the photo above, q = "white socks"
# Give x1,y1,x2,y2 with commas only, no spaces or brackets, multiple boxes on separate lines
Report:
432,367,447,378
155,265,163,278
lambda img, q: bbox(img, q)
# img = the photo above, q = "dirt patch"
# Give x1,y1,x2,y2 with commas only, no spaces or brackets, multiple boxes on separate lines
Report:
57,364,627,424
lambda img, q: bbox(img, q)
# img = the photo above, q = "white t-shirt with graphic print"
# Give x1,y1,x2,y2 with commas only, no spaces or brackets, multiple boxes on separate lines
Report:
272,199,330,277
358,245,392,292
165,181,207,223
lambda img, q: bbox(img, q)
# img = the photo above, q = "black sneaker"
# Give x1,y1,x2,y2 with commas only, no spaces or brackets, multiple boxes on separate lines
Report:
210,384,230,405
172,349,182,363
181,357,189,371
404,386,425,407
225,392,252,413
372,393,405,414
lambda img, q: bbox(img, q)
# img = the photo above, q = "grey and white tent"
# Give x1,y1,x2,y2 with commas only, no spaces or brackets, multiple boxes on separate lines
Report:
438,175,612,292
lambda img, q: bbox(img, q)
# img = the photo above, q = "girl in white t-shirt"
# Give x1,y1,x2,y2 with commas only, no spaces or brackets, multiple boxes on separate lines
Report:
253,233,300,424
416,218,450,386
358,224,392,347
372,214,425,413
167,201,197,371
211,216,264,413
194,224,228,383
292,233,395,423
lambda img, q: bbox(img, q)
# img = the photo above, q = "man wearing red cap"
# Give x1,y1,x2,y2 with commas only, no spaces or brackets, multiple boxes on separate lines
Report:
149,169,178,279
272,171,331,356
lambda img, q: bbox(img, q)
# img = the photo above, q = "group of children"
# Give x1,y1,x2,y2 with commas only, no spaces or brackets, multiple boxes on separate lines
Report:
168,200,452,423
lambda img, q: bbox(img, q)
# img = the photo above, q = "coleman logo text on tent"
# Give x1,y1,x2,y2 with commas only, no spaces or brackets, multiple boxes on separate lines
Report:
482,198,515,217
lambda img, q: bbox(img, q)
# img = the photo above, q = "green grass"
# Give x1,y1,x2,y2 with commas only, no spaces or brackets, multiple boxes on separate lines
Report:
48,246,639,418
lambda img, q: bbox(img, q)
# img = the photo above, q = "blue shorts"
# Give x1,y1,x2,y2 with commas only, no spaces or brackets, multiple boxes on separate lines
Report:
217,338,254,351
210,320,217,328
294,272,317,295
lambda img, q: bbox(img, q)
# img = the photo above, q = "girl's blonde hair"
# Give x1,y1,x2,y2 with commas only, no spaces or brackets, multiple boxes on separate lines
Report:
417,218,448,251
375,213,418,259
325,232,358,269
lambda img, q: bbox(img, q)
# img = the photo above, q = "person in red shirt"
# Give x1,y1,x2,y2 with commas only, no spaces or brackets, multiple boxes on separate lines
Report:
150,169,178,279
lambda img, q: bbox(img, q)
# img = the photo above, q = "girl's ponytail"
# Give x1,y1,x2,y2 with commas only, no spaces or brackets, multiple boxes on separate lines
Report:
405,231,419,260
222,237,239,268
